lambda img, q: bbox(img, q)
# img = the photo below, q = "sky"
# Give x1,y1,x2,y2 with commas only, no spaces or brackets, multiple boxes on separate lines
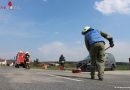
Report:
0,0,130,62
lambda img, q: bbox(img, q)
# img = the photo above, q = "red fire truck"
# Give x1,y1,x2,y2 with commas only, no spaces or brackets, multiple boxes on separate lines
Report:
15,51,26,68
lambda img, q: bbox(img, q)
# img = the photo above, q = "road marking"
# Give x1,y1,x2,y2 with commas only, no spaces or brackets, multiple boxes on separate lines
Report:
46,74,82,82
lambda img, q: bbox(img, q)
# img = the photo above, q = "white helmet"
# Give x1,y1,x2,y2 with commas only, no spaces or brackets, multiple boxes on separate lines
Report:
19,51,23,53
82,26,91,35
26,51,29,54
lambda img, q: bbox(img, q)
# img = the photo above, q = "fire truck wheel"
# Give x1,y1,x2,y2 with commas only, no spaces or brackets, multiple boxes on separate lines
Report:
15,64,19,68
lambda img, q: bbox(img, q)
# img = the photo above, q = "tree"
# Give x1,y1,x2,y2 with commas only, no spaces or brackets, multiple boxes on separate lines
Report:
33,58,39,66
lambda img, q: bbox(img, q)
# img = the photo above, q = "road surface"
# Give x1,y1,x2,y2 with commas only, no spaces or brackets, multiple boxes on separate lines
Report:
0,66,130,90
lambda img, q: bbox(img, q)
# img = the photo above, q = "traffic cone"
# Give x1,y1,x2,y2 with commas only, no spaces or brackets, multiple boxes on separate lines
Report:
60,65,63,70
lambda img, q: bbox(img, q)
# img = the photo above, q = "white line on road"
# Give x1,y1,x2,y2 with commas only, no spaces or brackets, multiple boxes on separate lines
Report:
47,74,83,82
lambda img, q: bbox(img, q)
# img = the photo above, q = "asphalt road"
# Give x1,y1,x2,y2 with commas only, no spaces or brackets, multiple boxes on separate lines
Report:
0,66,130,90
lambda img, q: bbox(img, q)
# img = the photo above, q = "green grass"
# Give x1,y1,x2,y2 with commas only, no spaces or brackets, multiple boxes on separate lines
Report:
116,64,130,70
30,62,130,71
29,62,77,70
64,63,76,70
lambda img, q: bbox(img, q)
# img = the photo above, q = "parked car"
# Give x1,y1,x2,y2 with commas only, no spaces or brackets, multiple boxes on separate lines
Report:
76,53,116,72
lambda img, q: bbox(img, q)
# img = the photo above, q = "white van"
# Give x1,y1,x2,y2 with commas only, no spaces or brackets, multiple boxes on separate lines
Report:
76,53,116,72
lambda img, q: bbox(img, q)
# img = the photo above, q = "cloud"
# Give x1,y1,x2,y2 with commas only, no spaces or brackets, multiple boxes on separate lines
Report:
95,0,130,15
0,20,47,38
38,41,87,61
106,41,130,62
75,41,82,45
42,0,48,2
54,32,60,35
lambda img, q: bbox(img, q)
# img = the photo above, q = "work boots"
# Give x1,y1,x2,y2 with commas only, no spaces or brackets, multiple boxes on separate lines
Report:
99,77,103,81
98,73,104,81
91,75,103,81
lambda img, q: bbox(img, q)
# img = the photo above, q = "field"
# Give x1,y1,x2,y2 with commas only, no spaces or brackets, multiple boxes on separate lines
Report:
116,63,130,70
30,62,130,71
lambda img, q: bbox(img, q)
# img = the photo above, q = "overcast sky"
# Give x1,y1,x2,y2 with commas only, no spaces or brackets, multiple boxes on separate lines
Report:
0,0,130,62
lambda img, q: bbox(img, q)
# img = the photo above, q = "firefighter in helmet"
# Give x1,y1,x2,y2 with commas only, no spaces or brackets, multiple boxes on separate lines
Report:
24,52,30,69
82,26,114,81
59,54,66,70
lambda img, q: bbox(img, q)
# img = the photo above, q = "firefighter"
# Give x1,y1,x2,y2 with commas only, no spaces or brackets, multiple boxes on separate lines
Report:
24,52,30,69
59,54,66,70
82,26,114,81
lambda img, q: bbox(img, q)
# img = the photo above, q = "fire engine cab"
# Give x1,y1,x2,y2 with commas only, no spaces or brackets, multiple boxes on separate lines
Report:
15,51,26,68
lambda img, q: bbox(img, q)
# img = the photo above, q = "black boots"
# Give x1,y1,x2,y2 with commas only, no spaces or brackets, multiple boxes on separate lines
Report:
99,77,103,81
91,76,104,81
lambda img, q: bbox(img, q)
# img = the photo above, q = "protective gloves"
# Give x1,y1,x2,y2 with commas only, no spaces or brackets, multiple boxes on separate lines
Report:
108,37,114,47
